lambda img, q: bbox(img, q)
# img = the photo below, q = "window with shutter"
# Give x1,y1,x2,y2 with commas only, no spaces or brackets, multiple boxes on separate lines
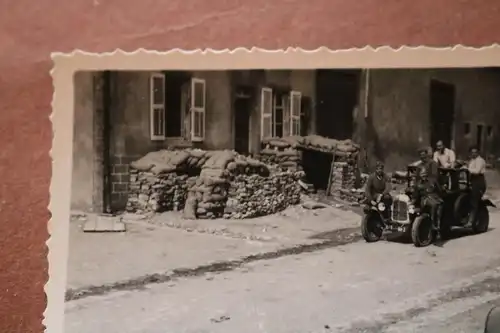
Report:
260,88,273,140
190,78,206,141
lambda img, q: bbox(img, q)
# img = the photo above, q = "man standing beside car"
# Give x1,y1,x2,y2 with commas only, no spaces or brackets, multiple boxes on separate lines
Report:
467,146,487,225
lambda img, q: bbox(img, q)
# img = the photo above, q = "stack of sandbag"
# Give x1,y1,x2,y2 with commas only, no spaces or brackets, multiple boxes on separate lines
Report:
126,149,201,213
226,155,270,177
184,150,235,219
258,137,303,171
129,149,192,174
301,135,360,160
181,149,212,173
188,175,229,219
258,148,302,171
223,170,303,219
126,169,194,213
127,148,306,218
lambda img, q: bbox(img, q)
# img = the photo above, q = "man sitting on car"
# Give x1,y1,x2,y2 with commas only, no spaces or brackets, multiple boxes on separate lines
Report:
365,161,392,210
433,140,458,190
433,140,456,169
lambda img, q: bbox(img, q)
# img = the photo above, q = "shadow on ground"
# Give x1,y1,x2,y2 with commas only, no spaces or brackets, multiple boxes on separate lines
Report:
379,227,496,248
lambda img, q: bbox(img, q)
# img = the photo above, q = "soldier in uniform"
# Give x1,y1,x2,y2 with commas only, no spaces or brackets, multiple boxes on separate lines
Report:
413,148,444,230
365,161,392,209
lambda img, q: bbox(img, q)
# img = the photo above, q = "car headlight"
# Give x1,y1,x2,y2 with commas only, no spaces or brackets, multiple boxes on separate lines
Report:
377,202,386,211
408,204,415,214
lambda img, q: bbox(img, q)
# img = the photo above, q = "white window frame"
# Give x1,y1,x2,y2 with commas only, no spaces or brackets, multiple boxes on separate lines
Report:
149,73,166,141
290,91,302,136
260,87,273,140
190,78,206,142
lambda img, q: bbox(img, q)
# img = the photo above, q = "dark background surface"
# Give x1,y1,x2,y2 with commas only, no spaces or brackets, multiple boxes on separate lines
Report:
0,0,499,331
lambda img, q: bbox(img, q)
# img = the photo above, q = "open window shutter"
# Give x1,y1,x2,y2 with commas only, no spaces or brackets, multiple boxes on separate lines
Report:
282,95,291,137
190,78,206,141
260,87,273,139
290,91,302,136
150,73,166,140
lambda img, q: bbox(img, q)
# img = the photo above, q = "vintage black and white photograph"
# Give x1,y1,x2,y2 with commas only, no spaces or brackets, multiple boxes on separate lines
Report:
65,66,500,332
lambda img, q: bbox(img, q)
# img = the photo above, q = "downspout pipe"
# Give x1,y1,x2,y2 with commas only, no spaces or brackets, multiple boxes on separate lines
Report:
102,70,112,214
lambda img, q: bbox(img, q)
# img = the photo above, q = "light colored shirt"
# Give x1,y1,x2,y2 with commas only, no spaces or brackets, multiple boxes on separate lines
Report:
468,156,486,175
433,148,456,168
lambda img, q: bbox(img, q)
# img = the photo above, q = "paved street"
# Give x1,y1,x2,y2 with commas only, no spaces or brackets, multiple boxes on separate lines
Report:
65,209,500,333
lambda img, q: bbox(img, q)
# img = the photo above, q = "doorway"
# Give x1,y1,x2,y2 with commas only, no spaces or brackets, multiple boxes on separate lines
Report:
234,86,253,154
301,149,333,190
315,69,360,140
429,80,456,149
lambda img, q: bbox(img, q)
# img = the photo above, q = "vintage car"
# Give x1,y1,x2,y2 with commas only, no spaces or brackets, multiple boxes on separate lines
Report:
361,164,496,247
361,165,428,246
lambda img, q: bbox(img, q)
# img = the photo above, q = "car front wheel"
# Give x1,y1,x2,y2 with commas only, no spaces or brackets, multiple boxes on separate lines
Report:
411,215,435,247
361,214,383,242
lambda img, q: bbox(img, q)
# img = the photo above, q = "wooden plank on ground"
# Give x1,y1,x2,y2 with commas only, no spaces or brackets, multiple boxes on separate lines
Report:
83,214,126,232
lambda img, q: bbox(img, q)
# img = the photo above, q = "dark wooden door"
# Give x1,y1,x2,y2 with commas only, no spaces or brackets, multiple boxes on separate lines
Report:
430,80,456,148
234,96,252,154
315,69,360,140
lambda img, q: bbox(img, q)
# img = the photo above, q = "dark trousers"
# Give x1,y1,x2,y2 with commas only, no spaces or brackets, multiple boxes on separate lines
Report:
469,174,486,223
422,194,443,227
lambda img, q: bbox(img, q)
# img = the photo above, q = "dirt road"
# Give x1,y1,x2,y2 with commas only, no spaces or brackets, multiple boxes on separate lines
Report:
65,211,500,333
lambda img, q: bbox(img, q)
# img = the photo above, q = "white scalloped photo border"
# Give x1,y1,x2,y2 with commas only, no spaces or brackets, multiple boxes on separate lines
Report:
47,45,500,333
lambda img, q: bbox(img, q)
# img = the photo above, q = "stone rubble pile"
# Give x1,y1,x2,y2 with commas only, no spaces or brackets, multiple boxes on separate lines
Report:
127,170,194,213
223,171,303,219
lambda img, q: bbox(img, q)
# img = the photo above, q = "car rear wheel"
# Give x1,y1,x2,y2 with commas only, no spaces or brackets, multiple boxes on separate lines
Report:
453,193,470,224
361,214,383,242
411,215,435,247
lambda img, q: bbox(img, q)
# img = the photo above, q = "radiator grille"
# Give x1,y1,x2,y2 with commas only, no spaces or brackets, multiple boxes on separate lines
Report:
392,200,408,222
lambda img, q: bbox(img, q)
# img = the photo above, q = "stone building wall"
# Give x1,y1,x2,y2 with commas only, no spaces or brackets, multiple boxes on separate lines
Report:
356,68,500,171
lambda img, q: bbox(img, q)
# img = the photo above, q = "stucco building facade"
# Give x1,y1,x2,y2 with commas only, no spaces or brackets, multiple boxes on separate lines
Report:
71,68,500,213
